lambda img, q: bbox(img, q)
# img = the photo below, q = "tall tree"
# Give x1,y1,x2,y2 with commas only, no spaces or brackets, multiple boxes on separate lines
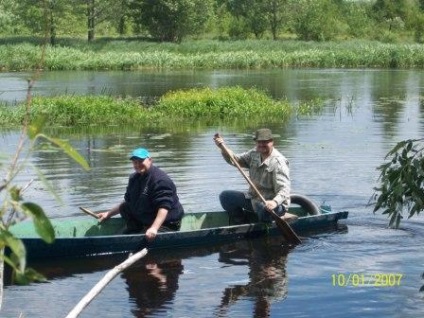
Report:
13,0,83,45
266,0,287,40
290,0,342,41
226,0,268,38
130,0,214,42
0,0,21,34
372,0,418,31
83,0,130,41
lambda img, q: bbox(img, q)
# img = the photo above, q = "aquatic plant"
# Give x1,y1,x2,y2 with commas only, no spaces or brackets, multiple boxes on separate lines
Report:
2,95,147,127
0,87,324,128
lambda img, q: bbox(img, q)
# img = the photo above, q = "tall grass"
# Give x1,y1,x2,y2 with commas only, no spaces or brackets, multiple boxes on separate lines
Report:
1,96,147,127
1,39,424,71
0,87,324,128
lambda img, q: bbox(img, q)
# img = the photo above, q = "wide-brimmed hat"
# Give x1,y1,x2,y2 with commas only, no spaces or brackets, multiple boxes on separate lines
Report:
130,148,150,160
253,128,274,141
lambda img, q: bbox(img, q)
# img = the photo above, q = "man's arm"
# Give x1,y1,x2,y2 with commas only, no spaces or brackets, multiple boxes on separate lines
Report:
145,208,169,241
97,202,123,222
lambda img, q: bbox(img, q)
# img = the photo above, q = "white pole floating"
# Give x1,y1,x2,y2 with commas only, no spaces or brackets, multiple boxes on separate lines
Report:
65,248,148,318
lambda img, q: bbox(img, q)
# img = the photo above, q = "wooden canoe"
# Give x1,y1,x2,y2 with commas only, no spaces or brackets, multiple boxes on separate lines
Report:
9,205,348,261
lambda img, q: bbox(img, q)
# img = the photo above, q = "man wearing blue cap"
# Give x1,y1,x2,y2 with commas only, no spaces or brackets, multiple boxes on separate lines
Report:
98,148,184,240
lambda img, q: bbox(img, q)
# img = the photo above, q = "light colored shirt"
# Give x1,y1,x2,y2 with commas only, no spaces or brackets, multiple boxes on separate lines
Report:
224,147,291,211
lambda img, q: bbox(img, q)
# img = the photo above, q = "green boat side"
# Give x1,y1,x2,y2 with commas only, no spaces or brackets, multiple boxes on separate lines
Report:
9,206,348,260
10,205,333,238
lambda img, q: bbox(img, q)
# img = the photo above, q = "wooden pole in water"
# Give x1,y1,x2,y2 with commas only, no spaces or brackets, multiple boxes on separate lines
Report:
65,248,148,318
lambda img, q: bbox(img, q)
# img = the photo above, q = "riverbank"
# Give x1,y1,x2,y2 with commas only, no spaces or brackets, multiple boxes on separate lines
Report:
1,39,424,71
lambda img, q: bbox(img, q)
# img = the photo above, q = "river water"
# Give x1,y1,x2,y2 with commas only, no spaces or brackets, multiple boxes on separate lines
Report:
1,69,424,317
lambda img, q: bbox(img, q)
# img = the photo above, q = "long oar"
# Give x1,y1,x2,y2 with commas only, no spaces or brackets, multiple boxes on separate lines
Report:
215,133,301,245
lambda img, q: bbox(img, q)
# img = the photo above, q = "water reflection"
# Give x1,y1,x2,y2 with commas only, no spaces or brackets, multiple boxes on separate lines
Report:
216,238,290,317
9,237,292,317
420,272,424,293
123,258,183,317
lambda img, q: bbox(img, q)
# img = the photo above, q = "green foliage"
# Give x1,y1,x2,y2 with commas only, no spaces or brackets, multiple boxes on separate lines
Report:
3,95,147,127
1,227,47,284
340,1,375,39
372,0,415,27
21,202,55,244
12,0,86,44
295,98,325,116
3,40,424,71
0,0,24,34
154,86,323,123
155,86,292,120
0,43,42,70
0,87,324,128
372,138,424,228
226,0,269,39
130,0,214,42
414,14,424,43
1,115,90,284
291,0,343,41
1,0,424,43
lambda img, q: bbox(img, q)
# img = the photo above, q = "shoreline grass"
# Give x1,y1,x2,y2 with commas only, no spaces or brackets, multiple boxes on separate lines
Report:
0,87,324,129
1,39,424,71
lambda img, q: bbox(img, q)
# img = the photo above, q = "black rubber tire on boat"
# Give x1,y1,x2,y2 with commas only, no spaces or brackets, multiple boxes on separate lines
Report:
290,194,321,215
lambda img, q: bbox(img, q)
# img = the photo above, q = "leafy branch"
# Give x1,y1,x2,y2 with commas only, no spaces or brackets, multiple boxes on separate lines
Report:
0,118,90,285
372,138,424,228
1,1,90,302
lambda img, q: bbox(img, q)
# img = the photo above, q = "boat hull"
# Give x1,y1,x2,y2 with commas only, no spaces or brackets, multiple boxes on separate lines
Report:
10,208,348,261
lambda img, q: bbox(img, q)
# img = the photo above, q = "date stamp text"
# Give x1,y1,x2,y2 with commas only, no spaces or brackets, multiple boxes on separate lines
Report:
331,273,403,287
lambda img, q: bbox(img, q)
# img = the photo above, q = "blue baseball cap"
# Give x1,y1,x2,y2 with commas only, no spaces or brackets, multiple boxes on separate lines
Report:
130,148,150,160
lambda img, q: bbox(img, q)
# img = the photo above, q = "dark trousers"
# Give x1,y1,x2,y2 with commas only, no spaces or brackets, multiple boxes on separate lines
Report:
219,190,285,225
119,202,181,234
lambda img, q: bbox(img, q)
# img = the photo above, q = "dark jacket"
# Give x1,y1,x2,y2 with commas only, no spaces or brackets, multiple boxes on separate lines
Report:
124,165,184,225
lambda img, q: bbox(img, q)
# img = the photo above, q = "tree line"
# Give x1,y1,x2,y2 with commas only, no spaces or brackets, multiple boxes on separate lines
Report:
1,0,424,44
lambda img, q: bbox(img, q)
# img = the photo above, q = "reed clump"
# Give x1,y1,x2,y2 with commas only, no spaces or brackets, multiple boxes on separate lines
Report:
2,95,146,127
0,87,324,128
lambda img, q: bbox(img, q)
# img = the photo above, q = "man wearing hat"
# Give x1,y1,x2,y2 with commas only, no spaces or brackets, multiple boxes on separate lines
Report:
97,148,184,240
213,128,297,224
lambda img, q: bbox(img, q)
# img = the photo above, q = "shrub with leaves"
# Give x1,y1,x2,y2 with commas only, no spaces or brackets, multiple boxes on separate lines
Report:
1,117,89,285
373,138,424,228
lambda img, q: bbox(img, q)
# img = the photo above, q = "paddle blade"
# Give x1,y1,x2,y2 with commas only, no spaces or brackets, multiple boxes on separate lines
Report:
271,212,302,245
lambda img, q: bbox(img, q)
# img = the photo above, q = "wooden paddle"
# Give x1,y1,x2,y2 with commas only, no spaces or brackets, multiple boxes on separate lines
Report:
215,133,301,245
79,207,100,219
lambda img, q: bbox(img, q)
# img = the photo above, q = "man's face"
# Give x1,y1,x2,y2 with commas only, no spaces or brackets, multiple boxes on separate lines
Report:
256,139,273,155
131,157,151,174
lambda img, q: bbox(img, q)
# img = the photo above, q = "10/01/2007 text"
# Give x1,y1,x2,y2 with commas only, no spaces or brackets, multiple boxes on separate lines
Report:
331,273,403,287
